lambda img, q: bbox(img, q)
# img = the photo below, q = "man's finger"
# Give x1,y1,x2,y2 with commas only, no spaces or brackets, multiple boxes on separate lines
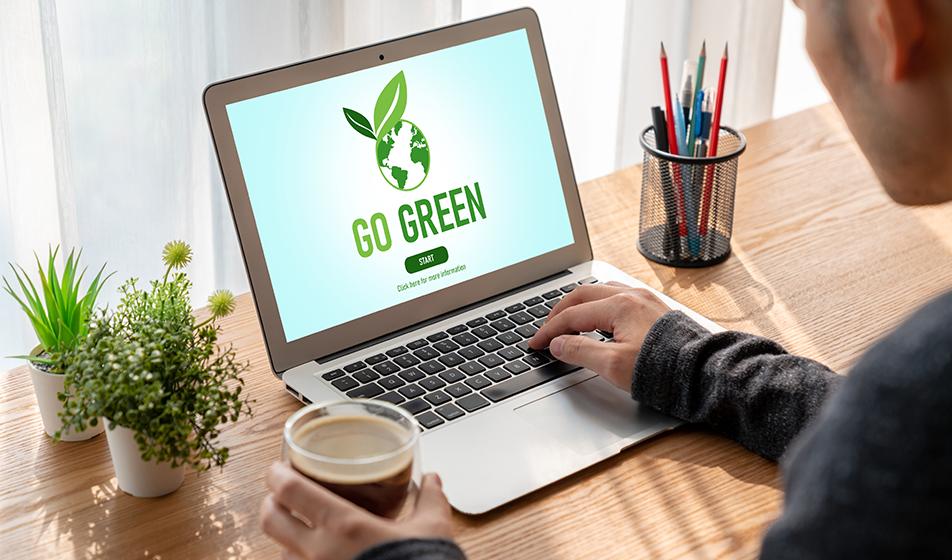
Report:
548,334,617,374
529,298,619,349
546,283,630,321
267,461,360,525
412,473,451,521
260,495,312,559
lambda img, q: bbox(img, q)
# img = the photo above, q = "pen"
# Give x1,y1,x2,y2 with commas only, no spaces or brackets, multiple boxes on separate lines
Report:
700,44,729,239
686,41,706,156
684,87,705,256
679,60,693,136
660,42,688,241
672,87,689,157
651,106,680,259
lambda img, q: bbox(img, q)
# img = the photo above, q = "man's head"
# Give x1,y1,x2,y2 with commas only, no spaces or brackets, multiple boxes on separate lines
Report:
795,0,952,205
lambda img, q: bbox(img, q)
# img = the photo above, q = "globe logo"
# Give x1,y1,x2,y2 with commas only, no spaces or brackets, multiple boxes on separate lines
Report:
343,71,430,191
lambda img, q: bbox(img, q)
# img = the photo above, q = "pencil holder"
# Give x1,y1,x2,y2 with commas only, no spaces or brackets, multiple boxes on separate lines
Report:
637,125,746,267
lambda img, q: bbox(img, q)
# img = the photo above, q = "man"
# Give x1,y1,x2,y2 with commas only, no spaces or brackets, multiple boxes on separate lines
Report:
260,0,952,558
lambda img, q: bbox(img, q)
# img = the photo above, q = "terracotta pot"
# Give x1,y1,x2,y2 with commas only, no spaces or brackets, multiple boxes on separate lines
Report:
104,423,185,497
29,362,105,441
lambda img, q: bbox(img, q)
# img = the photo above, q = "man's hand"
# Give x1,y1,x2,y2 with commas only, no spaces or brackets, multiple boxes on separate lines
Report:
528,282,671,390
260,462,453,560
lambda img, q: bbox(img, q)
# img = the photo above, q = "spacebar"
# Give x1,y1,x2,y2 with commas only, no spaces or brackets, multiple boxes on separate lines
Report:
481,361,582,402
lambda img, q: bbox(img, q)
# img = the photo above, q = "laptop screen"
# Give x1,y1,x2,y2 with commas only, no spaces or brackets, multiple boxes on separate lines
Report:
225,29,574,342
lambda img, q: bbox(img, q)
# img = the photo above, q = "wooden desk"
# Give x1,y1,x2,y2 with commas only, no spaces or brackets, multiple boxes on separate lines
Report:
3,104,952,559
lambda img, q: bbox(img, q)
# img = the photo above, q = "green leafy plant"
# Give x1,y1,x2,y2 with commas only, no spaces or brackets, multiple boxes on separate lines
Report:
2,247,112,368
58,241,252,470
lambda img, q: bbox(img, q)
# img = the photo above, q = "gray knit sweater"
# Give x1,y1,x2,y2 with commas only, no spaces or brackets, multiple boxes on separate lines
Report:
358,291,952,559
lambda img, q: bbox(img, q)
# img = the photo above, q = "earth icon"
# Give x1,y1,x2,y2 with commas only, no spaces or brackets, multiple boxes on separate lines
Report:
375,120,429,191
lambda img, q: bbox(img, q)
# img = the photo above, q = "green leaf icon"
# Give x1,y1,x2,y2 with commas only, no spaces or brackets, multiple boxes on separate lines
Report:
343,108,376,140
373,71,407,139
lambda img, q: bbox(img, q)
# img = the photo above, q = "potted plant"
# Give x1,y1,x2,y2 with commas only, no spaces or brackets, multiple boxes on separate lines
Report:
3,247,112,441
58,241,253,497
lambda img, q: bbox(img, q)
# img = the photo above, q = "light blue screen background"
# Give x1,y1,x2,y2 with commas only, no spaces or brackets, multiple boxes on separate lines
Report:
227,30,574,342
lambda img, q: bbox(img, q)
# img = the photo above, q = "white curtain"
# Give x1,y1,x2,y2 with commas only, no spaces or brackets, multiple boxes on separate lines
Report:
0,0,460,370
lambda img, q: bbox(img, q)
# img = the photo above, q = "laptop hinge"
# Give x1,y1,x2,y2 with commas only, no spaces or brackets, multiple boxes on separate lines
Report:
315,269,573,364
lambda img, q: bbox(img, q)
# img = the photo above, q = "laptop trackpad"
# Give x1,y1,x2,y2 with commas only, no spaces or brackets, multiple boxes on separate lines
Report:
514,374,645,455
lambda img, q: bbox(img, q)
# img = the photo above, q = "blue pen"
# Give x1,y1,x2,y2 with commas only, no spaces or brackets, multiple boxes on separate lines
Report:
684,89,705,256
672,92,689,157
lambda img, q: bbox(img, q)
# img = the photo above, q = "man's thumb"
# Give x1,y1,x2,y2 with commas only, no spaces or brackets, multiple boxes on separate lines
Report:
413,473,451,517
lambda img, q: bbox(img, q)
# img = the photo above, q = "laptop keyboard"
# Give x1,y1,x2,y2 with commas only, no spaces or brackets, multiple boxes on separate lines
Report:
317,276,612,431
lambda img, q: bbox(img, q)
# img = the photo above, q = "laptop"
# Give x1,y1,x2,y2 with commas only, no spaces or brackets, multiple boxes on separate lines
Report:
204,8,722,514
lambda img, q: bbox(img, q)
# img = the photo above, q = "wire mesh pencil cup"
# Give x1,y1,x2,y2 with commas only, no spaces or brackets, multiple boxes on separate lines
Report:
638,125,746,267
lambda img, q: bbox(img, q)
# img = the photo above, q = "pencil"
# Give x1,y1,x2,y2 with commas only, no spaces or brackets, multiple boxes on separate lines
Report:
699,43,729,238
660,42,688,240
651,106,679,258
686,41,706,157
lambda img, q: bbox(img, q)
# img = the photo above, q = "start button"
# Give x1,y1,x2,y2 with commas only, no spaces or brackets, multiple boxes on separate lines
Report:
405,246,449,274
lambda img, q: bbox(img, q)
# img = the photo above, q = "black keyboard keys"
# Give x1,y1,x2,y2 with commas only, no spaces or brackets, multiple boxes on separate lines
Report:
447,324,468,335
372,361,400,376
504,303,525,313
385,346,408,357
438,352,464,367
489,318,516,332
471,325,498,339
416,411,444,429
398,367,425,382
510,311,533,325
346,382,384,399
544,298,561,309
378,391,405,405
459,361,486,375
365,353,387,365
432,340,460,353
456,393,490,412
466,317,488,327
321,369,344,381
485,368,511,382
407,338,428,350
523,352,550,367
426,331,449,342
419,360,446,375
435,403,465,421
413,346,440,361
438,368,466,383
504,360,530,375
458,346,484,360
497,347,524,361
445,382,472,398
523,296,544,306
331,377,358,392
398,383,425,399
394,353,421,368
496,331,521,345
419,376,447,391
478,354,504,368
465,375,491,390
344,361,367,372
542,290,562,300
515,325,538,338
485,310,506,320
424,390,451,406
477,339,504,352
560,284,577,293
527,305,550,318
481,361,582,402
451,332,478,347
402,398,431,415
353,370,380,384
379,375,405,390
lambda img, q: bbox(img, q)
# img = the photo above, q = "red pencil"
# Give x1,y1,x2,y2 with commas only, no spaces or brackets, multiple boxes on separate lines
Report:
699,43,728,237
660,42,687,238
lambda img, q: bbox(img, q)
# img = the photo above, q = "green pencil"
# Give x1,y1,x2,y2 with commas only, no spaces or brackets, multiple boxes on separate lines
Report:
686,41,706,150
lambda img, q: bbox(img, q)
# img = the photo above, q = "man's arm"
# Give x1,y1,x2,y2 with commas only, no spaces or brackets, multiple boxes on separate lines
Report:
633,311,842,460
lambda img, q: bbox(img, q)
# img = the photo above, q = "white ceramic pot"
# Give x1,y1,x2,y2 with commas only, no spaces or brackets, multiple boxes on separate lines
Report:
105,423,185,497
29,362,105,441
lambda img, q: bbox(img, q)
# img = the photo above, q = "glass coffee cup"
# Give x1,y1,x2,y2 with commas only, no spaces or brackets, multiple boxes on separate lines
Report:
283,399,420,519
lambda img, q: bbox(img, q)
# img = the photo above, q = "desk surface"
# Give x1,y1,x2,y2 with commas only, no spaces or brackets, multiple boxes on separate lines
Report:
3,104,952,559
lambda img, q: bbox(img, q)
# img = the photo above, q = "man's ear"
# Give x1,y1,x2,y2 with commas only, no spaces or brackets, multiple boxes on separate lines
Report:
872,0,926,82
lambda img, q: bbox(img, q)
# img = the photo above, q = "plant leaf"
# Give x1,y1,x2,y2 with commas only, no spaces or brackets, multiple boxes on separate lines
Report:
342,108,376,140
373,71,407,138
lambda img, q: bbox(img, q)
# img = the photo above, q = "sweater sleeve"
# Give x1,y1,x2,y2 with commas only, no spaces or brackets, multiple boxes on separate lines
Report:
632,311,843,460
355,538,466,560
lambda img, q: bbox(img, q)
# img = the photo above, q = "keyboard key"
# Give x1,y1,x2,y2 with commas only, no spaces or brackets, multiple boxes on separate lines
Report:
394,353,421,368
496,331,522,345
416,411,444,429
477,338,504,352
378,391,405,405
398,383,425,399
466,317,488,327
544,298,561,309
533,319,545,328
471,325,498,339
523,353,549,368
504,360,530,375
485,368,511,382
579,276,597,284
523,296,544,306
465,374,491,390
447,324,468,335
490,318,516,332
398,367,425,382
515,325,538,339
426,332,448,342
346,382,384,399
372,361,400,376
527,305,550,319
456,393,490,413
413,347,440,361
419,360,446,375
542,290,562,300
425,390,451,406
459,361,486,375
510,311,533,325
433,340,461,353
445,382,472,398
420,376,447,391
451,332,479,347
321,369,344,381
331,377,358,392
435,403,465,421
497,347,524,361
344,361,367,373
385,346,408,357
402,398,431,415
379,375,406,390
481,361,582,403
478,354,505,368
458,346,484,360
438,368,466,383
516,341,531,353
354,369,380,384
365,353,387,365
597,329,614,339
485,310,506,321
560,284,577,293
407,339,428,350
505,303,525,313
438,352,464,367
